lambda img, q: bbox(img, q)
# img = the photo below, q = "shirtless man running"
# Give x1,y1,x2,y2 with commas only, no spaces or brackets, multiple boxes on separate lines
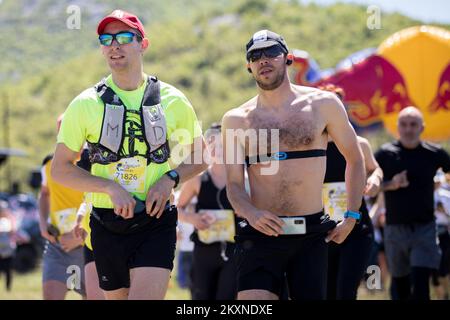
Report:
222,30,366,300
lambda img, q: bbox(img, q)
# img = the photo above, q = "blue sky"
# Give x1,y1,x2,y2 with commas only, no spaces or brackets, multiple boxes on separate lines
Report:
302,0,449,24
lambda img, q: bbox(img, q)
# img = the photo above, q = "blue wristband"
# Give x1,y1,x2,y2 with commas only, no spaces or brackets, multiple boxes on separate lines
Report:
344,210,361,221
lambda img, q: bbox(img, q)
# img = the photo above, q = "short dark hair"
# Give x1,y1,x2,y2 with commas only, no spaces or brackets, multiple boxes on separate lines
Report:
209,122,221,131
205,122,221,140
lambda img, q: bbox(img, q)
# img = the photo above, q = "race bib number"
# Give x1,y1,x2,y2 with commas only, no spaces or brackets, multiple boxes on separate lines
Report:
197,210,235,244
108,157,147,193
54,208,78,234
323,182,347,222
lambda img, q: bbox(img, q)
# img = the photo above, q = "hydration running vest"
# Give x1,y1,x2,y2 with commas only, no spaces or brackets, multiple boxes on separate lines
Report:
87,76,170,165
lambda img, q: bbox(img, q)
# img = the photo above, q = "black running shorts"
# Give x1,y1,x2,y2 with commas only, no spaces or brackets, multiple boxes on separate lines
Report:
90,206,177,291
235,211,336,300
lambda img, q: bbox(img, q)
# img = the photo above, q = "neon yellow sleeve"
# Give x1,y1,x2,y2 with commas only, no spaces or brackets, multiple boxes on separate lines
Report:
57,88,102,152
57,97,88,152
163,86,203,146
176,98,203,145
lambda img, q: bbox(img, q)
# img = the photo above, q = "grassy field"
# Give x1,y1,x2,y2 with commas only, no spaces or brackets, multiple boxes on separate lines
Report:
1,260,446,300
0,263,388,300
0,260,190,300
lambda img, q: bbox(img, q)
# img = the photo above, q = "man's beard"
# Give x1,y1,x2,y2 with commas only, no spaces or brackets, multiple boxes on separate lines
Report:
255,67,285,91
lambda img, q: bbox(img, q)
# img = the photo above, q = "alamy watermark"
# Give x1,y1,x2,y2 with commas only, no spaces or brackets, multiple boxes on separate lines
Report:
366,264,382,290
66,5,81,30
66,265,81,290
367,5,382,30
169,126,282,175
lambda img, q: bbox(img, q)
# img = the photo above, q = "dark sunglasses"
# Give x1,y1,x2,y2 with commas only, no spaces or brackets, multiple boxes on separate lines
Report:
99,31,141,46
247,45,285,62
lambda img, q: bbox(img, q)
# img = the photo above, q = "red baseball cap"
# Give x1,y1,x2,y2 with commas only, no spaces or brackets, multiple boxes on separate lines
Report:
97,9,146,37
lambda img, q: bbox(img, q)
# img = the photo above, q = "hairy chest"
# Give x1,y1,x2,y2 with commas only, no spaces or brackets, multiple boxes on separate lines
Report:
244,106,324,152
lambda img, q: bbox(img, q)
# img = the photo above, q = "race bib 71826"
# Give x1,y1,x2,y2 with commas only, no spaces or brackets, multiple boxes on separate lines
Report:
107,156,147,193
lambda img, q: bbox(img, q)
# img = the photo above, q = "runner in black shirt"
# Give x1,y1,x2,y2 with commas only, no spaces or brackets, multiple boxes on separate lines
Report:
320,85,383,300
375,106,450,300
177,123,239,300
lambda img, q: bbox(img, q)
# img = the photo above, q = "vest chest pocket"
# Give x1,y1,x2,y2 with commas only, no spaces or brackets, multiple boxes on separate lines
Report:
89,76,170,165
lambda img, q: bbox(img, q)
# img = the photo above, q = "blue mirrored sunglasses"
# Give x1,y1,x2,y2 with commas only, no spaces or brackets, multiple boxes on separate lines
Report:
99,31,141,46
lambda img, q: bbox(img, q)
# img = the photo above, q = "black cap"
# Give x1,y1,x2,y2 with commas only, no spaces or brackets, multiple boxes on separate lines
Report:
246,30,289,55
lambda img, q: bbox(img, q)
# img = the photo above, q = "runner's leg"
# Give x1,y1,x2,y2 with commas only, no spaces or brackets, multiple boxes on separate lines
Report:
128,267,171,300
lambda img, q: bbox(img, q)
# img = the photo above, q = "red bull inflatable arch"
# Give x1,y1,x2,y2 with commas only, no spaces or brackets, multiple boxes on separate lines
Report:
291,26,450,142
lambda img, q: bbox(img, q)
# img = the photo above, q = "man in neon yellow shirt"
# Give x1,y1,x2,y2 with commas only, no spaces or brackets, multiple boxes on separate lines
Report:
51,10,207,300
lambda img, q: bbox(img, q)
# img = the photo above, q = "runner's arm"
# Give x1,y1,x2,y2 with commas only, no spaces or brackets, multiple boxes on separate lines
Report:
222,112,257,219
222,112,284,236
146,136,208,218
51,143,136,218
38,185,50,229
177,175,201,224
381,170,409,191
325,97,366,214
38,168,57,243
358,137,383,197
51,143,118,193
168,136,209,185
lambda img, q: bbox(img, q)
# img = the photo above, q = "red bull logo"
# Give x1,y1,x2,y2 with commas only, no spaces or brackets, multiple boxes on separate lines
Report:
316,55,415,126
429,64,450,113
291,26,450,141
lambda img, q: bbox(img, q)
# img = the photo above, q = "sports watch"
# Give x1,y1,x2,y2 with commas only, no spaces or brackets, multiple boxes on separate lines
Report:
344,210,361,223
165,170,180,188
